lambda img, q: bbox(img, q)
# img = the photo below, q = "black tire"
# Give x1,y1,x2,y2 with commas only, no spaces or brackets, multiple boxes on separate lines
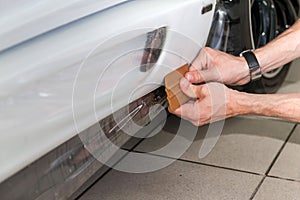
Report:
243,0,298,94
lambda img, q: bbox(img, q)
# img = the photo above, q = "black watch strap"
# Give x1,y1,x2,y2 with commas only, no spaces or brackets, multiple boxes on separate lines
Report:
240,50,262,81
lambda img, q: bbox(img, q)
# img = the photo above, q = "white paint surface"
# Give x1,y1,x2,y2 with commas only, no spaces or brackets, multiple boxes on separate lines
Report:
0,0,216,182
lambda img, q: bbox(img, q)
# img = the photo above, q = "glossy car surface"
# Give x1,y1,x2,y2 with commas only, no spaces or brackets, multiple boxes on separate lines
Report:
0,0,215,198
1,0,299,199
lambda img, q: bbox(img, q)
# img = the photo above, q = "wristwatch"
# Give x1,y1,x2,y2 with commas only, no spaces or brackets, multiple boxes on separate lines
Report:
240,49,262,81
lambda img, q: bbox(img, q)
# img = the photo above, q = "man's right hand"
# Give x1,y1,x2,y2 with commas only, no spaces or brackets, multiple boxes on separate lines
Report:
186,47,251,86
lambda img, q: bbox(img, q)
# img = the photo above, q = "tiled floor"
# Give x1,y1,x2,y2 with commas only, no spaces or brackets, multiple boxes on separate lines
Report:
79,61,300,200
278,59,300,94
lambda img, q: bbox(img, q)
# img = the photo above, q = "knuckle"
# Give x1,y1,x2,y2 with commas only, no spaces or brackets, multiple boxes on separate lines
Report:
203,47,210,53
196,72,202,80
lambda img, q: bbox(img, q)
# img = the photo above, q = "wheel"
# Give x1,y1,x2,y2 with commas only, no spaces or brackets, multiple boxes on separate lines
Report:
243,0,298,94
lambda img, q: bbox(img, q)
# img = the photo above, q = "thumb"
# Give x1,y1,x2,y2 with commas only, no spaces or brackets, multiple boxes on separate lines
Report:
179,78,203,99
185,70,219,84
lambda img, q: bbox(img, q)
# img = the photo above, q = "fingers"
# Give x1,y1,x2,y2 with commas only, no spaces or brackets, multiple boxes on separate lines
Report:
169,82,230,127
172,100,210,126
179,78,206,99
189,65,197,72
172,101,200,122
190,47,210,71
187,47,221,84
172,80,205,122
185,70,219,84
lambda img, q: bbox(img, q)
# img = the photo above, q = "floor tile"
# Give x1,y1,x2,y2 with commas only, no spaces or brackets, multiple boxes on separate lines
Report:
121,110,167,150
135,115,295,174
79,160,262,200
277,58,300,93
254,177,300,200
269,125,300,181
285,59,300,83
277,81,300,94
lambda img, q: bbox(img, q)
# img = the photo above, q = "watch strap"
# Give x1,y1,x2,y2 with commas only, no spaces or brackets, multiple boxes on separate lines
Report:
240,50,262,81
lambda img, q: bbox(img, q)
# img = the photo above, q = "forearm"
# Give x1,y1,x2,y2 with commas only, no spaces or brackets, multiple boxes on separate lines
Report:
234,92,300,122
255,19,300,74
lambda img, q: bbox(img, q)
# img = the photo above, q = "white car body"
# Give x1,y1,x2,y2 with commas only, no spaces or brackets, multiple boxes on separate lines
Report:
0,0,215,187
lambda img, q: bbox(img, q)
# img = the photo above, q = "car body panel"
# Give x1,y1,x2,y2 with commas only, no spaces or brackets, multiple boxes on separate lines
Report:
0,0,216,183
0,0,129,51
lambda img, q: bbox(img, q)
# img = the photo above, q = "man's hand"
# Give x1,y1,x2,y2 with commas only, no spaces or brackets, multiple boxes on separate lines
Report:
170,78,242,126
170,20,300,126
186,47,251,86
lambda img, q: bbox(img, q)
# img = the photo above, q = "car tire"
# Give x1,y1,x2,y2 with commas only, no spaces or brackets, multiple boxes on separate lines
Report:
243,0,298,94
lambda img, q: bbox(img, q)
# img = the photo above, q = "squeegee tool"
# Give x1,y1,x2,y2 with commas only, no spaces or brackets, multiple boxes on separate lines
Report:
164,64,192,112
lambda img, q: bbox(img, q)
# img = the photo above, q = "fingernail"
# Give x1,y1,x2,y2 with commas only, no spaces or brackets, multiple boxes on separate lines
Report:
180,78,190,89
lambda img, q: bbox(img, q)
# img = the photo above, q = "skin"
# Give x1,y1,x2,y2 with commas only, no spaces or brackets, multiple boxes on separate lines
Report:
170,19,300,126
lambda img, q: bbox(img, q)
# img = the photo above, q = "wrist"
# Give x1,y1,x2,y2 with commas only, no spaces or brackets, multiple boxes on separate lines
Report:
230,56,251,85
253,48,266,73
238,56,251,84
227,89,249,117
240,50,262,82
234,91,271,116
230,90,256,116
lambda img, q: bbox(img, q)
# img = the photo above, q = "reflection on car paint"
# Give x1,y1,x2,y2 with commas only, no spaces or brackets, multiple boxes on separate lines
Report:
140,27,167,72
0,87,167,199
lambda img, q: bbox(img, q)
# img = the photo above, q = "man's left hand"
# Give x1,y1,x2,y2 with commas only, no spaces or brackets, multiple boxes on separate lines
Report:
170,78,242,126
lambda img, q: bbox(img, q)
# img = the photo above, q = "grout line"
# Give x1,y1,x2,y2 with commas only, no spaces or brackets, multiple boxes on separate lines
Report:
131,149,263,176
75,167,113,200
249,177,266,200
76,138,146,199
177,158,262,176
267,175,300,183
76,127,153,199
265,124,298,175
75,148,136,200
76,118,298,199
249,123,298,200
128,138,147,152
249,175,300,200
